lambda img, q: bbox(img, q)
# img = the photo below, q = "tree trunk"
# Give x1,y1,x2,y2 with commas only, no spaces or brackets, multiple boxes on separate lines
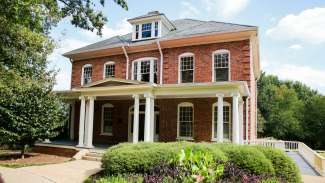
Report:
21,144,26,159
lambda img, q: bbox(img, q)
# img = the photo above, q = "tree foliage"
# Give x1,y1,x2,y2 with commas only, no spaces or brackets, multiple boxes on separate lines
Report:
0,0,128,157
258,72,325,149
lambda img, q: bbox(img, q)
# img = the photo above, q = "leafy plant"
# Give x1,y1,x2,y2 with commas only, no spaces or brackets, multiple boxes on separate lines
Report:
173,147,224,183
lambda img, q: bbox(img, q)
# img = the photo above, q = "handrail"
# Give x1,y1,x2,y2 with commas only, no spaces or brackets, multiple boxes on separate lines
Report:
251,139,325,176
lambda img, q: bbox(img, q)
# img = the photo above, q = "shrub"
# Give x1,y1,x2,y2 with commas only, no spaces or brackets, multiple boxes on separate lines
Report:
102,142,227,175
255,146,302,183
219,145,275,175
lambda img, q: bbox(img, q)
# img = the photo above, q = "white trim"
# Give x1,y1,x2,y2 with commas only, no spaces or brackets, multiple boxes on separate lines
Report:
103,61,115,79
100,103,114,136
177,102,194,140
131,57,158,83
245,97,249,144
122,46,129,80
178,52,195,84
81,64,92,86
211,101,231,141
212,49,231,82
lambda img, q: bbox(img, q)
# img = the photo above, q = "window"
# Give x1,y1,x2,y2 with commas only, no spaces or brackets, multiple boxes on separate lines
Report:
82,64,92,85
132,58,158,83
212,102,232,140
178,102,194,139
135,25,139,39
141,23,152,38
154,21,159,37
213,50,230,81
179,53,194,83
101,104,114,135
104,61,115,78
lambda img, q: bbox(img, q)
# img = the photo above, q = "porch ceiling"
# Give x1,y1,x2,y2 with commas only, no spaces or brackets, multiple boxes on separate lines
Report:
55,81,250,100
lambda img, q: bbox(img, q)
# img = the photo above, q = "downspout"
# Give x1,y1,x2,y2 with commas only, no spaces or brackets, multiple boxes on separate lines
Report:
122,46,130,80
245,97,249,144
156,41,163,85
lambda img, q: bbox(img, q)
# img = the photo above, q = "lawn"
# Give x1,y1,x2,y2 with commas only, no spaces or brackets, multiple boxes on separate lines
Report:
0,150,71,168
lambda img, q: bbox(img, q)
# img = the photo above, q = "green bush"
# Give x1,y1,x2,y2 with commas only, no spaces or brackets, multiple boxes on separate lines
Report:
219,145,275,175
255,146,302,183
102,142,227,175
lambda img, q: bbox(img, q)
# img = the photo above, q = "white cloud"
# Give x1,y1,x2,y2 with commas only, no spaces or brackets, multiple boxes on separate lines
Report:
288,44,303,50
202,0,249,18
179,1,200,18
263,61,325,94
266,7,325,44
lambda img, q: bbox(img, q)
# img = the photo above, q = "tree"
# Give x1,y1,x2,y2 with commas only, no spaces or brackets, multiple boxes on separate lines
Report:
0,0,128,158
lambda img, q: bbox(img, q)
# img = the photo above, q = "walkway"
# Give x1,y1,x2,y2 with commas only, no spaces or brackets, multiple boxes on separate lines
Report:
0,160,101,183
286,151,319,176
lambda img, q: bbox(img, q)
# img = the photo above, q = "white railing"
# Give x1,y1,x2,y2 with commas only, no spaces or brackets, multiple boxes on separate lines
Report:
251,139,325,176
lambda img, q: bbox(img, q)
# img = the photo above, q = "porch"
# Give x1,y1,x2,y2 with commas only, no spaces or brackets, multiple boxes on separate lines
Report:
58,79,251,148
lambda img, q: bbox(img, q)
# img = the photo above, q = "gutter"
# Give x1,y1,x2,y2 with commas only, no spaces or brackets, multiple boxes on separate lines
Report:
122,46,130,80
157,41,163,84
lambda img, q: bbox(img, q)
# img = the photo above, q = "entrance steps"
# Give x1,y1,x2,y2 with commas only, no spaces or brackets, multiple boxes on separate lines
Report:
82,151,104,162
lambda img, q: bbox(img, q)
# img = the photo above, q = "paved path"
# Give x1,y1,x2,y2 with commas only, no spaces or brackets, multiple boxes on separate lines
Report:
0,160,101,183
286,151,319,176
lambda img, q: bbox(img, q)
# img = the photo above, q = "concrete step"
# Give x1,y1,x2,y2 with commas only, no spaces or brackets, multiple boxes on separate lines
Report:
82,155,102,161
86,152,103,158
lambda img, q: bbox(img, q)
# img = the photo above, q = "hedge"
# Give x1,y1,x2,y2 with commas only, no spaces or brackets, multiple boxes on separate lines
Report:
255,146,302,183
102,142,301,183
102,142,227,174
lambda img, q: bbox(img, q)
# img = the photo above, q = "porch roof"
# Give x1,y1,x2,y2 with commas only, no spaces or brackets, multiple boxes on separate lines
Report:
56,81,250,100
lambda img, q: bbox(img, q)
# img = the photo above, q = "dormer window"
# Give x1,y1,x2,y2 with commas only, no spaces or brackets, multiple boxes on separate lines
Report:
135,25,139,39
142,23,152,38
154,21,159,37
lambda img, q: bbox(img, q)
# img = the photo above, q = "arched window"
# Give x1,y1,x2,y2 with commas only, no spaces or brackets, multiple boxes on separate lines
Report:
178,53,194,83
177,102,194,139
132,57,158,83
81,64,92,85
212,102,232,140
103,61,115,78
101,103,114,135
212,50,230,82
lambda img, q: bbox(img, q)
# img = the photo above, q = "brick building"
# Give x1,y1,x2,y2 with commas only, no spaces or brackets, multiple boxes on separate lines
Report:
59,11,260,148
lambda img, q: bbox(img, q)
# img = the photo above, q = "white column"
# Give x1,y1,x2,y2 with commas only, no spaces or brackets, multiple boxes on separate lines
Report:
70,101,75,140
132,94,140,143
245,97,249,144
216,93,224,142
77,96,86,147
239,99,244,144
232,92,240,144
150,96,155,141
85,96,95,148
144,93,154,142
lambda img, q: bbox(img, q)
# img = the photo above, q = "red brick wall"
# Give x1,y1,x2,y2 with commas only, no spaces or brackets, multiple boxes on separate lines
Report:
71,40,250,88
73,98,249,144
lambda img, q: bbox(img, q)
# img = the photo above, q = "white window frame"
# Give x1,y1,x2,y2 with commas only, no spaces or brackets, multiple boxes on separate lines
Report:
81,64,92,86
178,52,195,84
101,103,114,136
212,49,231,82
177,102,194,140
131,57,158,83
211,101,232,141
103,61,115,79
132,21,161,41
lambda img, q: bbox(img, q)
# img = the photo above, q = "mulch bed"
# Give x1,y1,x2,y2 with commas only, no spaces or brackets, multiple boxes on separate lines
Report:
0,151,71,167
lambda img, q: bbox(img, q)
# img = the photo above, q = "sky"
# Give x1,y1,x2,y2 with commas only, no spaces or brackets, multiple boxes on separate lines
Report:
48,0,325,94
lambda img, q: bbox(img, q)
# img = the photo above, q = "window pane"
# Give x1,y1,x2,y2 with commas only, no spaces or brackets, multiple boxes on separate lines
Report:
134,60,157,83
135,25,139,39
214,52,229,81
181,70,193,83
142,23,152,38
83,66,92,85
180,56,194,83
154,22,159,37
105,64,115,78
103,107,113,134
179,106,193,137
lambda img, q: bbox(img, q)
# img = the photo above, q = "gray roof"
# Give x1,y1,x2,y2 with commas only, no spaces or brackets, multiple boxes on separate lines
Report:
64,19,257,56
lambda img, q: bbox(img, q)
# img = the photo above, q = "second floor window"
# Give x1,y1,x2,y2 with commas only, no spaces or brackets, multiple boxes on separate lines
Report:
133,58,157,83
104,62,115,78
213,50,230,81
142,23,152,38
179,54,194,83
82,64,92,85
